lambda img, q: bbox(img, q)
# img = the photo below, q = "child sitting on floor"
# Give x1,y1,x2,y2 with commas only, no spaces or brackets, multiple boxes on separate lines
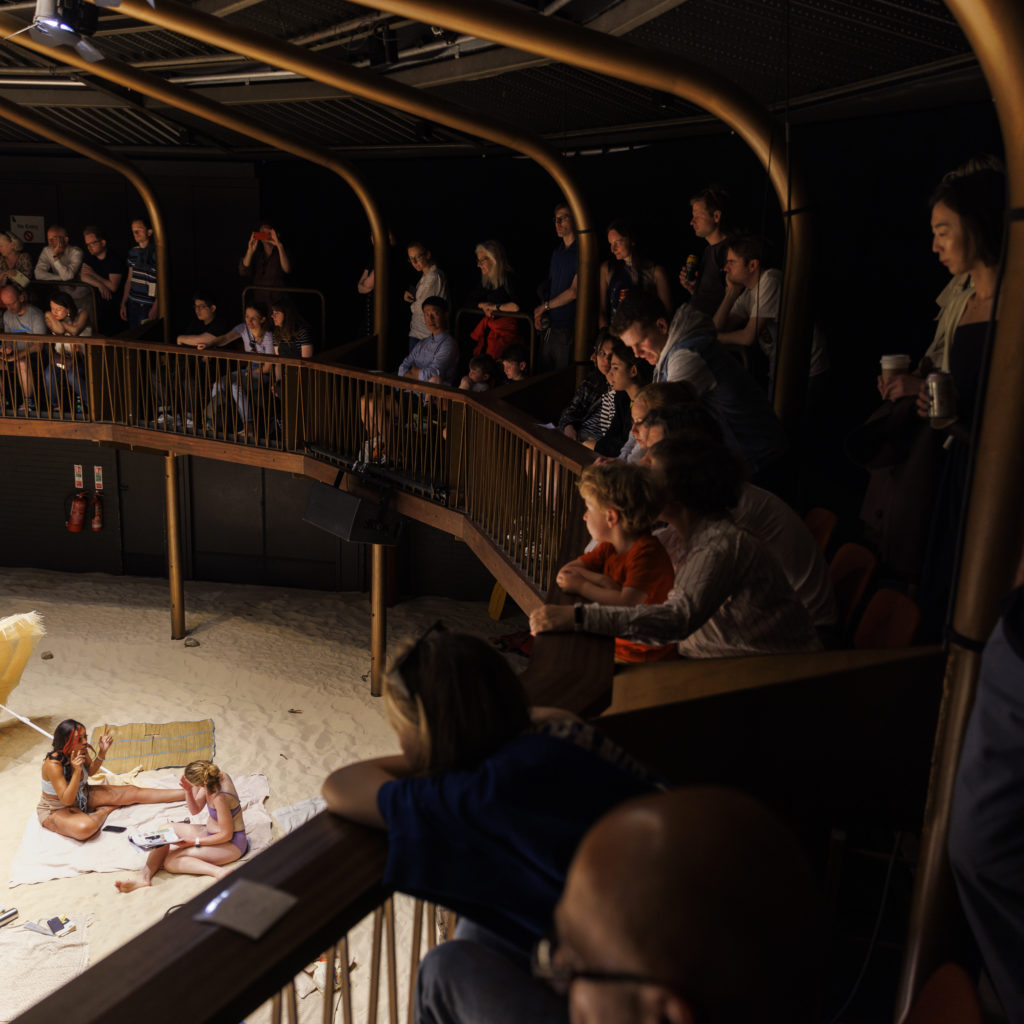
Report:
500,343,530,382
459,354,497,393
555,461,678,663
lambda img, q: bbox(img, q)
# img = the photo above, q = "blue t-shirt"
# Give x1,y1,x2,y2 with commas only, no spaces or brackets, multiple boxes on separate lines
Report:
377,719,662,951
547,240,577,329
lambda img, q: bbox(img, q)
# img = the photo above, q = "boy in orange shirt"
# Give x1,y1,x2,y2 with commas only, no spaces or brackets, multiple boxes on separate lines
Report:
556,462,677,662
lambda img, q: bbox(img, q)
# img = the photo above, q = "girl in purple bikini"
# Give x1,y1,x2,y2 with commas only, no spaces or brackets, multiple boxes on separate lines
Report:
115,759,247,893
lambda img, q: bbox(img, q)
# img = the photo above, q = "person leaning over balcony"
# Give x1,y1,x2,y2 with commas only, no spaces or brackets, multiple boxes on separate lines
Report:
322,628,663,1024
0,230,33,289
175,290,232,349
202,302,276,430
80,225,124,336
120,216,157,329
43,290,92,417
530,436,821,658
2,282,46,414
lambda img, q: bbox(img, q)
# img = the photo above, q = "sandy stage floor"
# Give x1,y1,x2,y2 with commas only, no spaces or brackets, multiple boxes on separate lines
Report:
0,566,527,1021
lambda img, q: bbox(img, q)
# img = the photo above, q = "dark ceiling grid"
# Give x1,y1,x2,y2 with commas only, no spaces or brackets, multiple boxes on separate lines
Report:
626,0,970,99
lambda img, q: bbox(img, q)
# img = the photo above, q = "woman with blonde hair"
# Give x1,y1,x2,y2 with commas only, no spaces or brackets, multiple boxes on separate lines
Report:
115,758,247,893
323,627,660,1019
0,230,33,288
469,240,523,361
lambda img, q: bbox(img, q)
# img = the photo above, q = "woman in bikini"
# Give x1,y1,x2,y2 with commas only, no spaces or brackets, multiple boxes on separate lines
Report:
115,759,247,893
39,719,185,841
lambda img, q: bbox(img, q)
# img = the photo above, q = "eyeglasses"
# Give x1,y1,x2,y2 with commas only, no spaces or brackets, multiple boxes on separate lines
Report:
388,620,446,699
84,239,104,249
531,936,676,997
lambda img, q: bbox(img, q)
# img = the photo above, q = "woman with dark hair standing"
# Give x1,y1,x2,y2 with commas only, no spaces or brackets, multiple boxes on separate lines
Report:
913,164,1005,636
598,219,673,328
38,719,184,841
323,629,660,1021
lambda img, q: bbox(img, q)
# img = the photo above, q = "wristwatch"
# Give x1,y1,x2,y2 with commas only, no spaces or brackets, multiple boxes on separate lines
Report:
194,838,201,849
573,603,584,631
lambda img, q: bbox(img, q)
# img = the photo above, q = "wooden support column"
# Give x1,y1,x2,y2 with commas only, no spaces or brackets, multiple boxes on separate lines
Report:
370,544,387,697
164,453,185,640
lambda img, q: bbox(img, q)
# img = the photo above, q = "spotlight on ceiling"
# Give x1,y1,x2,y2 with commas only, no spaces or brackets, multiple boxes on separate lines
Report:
29,0,103,62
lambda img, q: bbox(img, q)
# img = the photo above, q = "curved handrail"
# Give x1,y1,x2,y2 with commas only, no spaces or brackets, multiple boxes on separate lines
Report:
0,333,588,600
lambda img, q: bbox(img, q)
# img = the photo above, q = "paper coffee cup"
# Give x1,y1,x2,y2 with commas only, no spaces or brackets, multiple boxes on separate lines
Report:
880,354,911,382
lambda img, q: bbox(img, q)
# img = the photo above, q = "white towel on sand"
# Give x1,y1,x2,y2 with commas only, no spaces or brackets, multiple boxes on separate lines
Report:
9,772,272,888
0,914,89,1021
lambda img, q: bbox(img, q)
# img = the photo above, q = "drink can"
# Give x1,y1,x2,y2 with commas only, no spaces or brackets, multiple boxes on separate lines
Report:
926,372,955,421
685,254,699,283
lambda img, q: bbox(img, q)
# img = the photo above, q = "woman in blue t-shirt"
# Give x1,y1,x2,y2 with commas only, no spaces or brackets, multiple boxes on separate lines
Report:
322,629,660,954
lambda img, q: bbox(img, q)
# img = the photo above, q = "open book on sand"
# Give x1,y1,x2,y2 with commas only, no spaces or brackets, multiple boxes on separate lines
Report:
128,825,179,851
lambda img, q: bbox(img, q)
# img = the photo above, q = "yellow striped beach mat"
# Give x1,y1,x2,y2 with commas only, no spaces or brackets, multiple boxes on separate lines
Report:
90,719,215,771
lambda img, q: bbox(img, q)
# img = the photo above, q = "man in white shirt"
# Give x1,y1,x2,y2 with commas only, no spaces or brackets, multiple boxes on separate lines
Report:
715,235,828,389
35,224,84,283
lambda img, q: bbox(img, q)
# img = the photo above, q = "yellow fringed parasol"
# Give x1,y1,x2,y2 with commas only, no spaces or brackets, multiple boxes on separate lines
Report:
0,611,52,740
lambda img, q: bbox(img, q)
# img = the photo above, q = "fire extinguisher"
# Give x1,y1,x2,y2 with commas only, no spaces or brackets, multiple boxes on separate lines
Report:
65,491,88,532
90,492,103,532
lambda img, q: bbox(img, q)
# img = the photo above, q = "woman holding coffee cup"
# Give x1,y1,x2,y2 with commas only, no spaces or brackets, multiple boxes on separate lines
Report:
877,160,1003,404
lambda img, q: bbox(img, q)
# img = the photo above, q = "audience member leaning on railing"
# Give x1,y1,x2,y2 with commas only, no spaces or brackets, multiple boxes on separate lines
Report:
531,435,821,658
321,627,664,1023
43,290,92,416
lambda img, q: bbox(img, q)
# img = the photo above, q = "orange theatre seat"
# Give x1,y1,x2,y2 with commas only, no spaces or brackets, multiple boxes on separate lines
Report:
804,507,838,555
903,964,982,1024
829,542,878,635
854,589,922,650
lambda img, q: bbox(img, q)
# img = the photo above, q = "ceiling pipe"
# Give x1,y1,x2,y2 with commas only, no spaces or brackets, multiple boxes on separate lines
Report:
91,0,598,364
0,11,392,370
335,0,815,428
895,0,1024,1016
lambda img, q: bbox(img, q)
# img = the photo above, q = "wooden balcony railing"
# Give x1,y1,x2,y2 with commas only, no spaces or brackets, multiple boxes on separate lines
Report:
4,331,948,1024
0,331,588,602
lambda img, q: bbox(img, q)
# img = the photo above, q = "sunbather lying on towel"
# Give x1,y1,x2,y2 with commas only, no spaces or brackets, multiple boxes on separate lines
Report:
115,759,247,893
39,719,186,841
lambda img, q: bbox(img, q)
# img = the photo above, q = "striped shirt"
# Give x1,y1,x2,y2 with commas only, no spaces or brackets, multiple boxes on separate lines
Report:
126,244,157,309
580,386,616,442
581,516,821,659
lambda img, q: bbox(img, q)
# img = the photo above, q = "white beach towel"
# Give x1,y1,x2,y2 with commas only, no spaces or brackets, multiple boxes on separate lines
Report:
9,772,273,888
272,796,326,834
0,914,89,1021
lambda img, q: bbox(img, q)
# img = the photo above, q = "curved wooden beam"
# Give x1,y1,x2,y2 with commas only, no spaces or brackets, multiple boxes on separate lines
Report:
333,0,815,427
0,11,391,371
104,0,599,366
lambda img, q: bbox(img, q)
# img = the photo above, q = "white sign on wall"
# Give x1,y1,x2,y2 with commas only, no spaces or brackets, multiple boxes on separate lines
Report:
10,215,45,244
